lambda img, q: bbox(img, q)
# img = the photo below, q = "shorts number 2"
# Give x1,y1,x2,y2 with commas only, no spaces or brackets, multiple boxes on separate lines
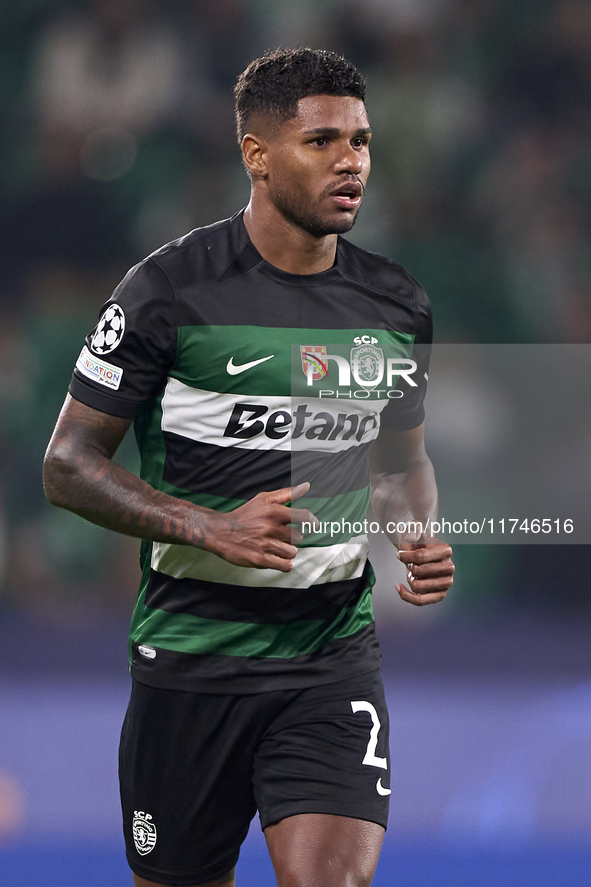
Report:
350,700,387,769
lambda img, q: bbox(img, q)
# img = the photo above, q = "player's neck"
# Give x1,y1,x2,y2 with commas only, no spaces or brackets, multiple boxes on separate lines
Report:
243,198,337,275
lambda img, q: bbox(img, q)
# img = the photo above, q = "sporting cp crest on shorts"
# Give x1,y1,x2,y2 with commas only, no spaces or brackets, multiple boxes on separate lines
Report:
350,344,384,388
132,810,157,855
300,345,328,381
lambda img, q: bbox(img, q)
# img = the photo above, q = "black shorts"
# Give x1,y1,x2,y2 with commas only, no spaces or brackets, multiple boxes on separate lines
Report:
119,670,391,886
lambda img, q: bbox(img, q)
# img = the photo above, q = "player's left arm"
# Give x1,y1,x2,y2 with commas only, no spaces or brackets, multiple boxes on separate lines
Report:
370,422,454,606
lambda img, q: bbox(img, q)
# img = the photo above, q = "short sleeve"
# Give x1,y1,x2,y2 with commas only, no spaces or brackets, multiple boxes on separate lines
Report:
69,258,177,418
380,278,432,432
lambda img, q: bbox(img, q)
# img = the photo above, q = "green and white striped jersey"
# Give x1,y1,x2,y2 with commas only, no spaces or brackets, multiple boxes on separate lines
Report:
70,211,431,693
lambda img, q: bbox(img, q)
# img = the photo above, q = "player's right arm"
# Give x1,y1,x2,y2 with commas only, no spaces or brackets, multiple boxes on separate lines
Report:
42,394,312,573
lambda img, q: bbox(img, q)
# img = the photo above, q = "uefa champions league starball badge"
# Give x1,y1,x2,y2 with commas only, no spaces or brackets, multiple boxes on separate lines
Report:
90,304,126,355
132,810,157,855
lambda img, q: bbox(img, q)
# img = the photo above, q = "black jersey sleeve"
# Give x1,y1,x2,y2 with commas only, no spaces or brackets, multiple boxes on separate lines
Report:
380,278,432,432
68,258,178,418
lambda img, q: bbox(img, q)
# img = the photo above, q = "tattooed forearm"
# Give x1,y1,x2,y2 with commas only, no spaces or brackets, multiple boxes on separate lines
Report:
44,395,310,572
43,395,215,551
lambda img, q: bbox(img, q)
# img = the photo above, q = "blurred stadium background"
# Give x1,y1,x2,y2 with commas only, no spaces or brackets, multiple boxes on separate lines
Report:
1,0,591,884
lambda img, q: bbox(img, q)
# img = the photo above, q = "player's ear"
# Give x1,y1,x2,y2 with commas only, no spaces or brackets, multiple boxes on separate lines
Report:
241,133,269,178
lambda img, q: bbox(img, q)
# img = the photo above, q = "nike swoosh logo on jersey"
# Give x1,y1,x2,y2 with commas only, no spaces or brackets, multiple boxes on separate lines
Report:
226,355,274,375
376,778,391,796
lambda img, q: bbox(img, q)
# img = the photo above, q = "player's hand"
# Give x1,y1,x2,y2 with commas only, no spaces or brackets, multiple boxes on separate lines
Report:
396,536,454,606
208,482,317,572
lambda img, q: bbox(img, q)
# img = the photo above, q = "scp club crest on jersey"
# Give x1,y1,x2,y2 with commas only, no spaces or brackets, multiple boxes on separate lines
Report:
350,344,384,389
90,304,126,355
300,346,328,382
132,810,157,855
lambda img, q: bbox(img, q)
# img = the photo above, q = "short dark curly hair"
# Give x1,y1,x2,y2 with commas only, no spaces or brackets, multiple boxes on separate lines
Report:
234,48,366,143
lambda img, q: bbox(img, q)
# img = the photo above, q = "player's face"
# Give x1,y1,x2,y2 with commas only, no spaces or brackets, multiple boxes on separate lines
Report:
264,95,371,238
